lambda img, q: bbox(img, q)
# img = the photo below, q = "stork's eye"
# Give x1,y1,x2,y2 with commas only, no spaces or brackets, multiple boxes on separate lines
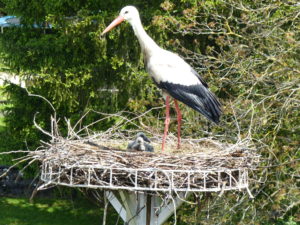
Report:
124,11,129,14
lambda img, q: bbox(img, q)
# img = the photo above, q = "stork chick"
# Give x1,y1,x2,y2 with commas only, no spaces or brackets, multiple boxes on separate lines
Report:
127,132,154,152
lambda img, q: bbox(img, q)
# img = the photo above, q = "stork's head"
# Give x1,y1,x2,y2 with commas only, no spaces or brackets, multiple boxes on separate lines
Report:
120,6,140,23
101,6,140,35
136,132,151,143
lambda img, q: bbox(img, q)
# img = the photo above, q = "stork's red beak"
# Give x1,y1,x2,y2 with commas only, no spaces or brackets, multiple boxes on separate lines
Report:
101,16,125,35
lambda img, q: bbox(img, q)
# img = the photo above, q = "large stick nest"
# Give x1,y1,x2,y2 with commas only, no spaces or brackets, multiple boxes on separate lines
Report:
33,130,259,192
0,105,260,192
35,136,258,171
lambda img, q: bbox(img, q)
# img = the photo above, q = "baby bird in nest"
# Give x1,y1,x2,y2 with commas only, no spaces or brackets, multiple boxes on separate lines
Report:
127,132,154,152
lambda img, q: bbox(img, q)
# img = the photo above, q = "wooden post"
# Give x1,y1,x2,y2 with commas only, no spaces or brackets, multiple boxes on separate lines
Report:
106,190,190,225
103,191,108,225
146,194,151,225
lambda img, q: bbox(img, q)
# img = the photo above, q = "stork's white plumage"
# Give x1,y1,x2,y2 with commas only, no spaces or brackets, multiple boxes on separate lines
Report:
102,6,222,151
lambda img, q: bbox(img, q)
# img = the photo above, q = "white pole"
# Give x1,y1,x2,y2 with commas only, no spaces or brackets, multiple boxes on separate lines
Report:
103,191,108,225
106,190,191,225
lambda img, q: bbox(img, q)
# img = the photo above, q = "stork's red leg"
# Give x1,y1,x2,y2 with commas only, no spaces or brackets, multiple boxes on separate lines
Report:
174,99,182,149
162,96,170,152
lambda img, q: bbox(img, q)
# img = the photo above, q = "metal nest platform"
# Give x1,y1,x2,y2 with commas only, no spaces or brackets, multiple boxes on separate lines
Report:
36,136,259,194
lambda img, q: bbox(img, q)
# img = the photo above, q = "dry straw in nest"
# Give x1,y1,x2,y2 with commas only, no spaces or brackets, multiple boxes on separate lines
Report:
36,132,259,193
0,98,259,193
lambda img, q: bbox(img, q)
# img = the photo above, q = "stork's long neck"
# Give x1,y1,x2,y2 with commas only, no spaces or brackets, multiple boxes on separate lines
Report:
129,18,160,57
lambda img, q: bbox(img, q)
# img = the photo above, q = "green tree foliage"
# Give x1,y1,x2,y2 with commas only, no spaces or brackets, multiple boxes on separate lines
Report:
0,0,162,152
0,0,299,224
155,1,300,224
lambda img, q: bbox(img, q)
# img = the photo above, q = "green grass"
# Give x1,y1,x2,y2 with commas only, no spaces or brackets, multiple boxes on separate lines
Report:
0,196,122,225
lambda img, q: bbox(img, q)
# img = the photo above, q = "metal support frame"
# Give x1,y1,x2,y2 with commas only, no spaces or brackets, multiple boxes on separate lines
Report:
41,161,249,193
39,161,253,224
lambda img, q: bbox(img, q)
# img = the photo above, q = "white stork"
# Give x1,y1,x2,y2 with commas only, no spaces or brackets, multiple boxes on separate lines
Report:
102,6,222,151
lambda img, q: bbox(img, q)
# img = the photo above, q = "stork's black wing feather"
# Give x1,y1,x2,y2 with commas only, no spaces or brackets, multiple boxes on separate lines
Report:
158,82,222,123
190,68,208,88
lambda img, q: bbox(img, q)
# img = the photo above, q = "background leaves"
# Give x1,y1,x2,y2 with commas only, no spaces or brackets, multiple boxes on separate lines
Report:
0,0,299,224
